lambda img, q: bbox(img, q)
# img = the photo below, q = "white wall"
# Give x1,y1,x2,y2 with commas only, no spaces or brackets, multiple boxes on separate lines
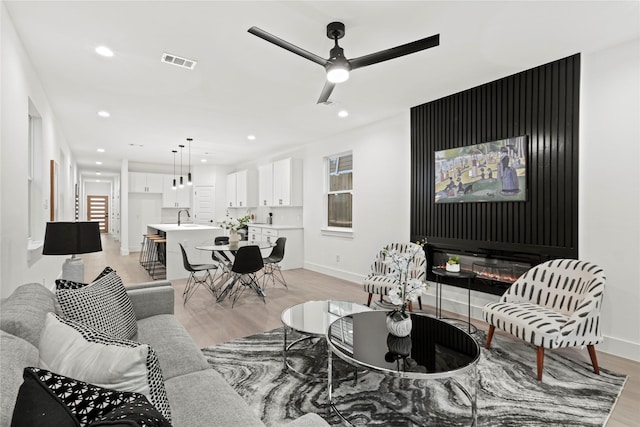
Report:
299,113,412,282
1,4,75,296
580,38,640,361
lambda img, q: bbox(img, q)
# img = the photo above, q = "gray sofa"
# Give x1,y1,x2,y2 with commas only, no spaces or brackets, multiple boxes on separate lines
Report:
0,281,328,427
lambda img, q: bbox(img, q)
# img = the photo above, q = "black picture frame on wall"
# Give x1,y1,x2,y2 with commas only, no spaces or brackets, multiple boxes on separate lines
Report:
434,135,527,203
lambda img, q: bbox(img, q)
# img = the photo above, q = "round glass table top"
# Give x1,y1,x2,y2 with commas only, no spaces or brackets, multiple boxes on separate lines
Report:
327,311,480,379
281,300,372,337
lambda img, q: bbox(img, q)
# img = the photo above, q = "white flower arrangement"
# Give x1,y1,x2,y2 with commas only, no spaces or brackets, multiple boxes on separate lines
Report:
220,211,251,231
382,245,428,320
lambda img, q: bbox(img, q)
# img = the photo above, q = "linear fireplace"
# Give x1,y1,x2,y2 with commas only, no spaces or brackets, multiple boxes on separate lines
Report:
422,240,556,296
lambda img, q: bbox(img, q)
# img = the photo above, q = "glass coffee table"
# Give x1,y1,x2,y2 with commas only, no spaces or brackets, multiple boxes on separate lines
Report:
280,300,372,378
327,310,481,426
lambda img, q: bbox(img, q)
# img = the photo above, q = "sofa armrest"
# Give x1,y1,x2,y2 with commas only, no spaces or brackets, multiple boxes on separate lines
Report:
126,281,175,319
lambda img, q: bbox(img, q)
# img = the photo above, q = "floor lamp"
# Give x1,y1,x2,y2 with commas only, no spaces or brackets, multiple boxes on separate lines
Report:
42,221,103,282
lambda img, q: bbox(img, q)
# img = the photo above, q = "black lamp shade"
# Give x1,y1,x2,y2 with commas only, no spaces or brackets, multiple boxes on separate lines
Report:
42,222,102,255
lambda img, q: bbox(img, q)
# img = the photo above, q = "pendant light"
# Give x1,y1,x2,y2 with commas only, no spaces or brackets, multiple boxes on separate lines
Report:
171,150,177,190
178,144,185,188
187,138,193,185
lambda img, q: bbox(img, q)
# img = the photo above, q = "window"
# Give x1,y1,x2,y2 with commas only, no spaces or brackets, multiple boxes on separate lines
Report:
326,153,352,229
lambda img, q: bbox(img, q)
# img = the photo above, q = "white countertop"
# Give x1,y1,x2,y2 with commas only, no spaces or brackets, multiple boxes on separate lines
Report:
148,223,222,232
247,224,303,230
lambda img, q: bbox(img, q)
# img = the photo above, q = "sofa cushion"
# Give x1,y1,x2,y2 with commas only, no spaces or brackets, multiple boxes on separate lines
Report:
0,283,55,347
55,266,116,290
135,314,210,380
0,331,40,427
56,270,137,340
39,313,171,421
165,369,264,427
11,367,170,427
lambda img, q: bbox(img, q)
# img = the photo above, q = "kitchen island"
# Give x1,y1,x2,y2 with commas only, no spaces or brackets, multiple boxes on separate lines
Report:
147,223,224,280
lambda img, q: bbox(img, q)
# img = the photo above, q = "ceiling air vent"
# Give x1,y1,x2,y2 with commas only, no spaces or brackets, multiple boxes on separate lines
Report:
161,53,197,70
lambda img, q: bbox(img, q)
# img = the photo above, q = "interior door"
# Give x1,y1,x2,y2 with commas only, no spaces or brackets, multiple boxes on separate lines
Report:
87,195,109,233
194,185,215,224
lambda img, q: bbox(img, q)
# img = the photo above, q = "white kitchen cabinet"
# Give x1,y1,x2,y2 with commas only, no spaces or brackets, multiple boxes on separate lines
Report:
258,158,302,207
129,172,164,193
258,163,273,207
247,225,303,270
162,176,191,208
226,170,257,208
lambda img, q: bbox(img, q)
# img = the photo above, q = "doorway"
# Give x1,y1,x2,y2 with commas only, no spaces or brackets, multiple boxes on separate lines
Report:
87,195,109,233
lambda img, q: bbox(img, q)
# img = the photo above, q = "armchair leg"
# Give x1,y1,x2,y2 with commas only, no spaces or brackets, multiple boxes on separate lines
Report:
536,347,545,381
366,293,372,307
485,325,495,349
587,344,600,375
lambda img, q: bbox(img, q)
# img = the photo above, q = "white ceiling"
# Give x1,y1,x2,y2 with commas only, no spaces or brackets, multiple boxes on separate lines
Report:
5,1,639,177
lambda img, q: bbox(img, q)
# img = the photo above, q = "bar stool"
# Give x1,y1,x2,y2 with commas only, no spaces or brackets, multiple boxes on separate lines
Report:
140,233,161,269
150,238,167,279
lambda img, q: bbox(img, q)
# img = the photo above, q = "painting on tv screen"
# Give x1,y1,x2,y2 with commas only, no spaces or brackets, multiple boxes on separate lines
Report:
435,136,527,203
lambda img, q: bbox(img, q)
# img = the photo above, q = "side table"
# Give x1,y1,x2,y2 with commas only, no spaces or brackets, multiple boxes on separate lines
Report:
432,267,477,334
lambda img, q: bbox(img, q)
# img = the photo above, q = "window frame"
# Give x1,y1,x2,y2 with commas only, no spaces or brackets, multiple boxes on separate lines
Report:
322,152,353,237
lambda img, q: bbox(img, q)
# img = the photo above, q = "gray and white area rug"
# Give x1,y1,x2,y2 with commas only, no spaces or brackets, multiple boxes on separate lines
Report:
201,328,627,426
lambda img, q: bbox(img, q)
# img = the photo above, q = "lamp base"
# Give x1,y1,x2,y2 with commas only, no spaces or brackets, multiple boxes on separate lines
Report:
62,257,84,282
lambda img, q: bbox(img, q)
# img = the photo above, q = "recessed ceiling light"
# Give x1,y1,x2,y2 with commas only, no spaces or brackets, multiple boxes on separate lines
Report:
96,172,101,175
201,159,207,163
247,135,256,140
97,148,105,153
95,161,102,165
95,46,114,57
97,111,110,118
338,110,349,118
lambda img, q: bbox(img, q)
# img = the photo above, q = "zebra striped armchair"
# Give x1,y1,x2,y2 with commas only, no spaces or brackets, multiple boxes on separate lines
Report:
362,242,427,310
483,259,606,380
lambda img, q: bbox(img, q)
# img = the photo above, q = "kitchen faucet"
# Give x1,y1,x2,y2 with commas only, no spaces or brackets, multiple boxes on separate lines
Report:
177,209,190,226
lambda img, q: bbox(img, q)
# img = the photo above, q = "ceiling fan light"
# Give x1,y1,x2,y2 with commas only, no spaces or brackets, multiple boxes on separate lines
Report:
327,66,350,83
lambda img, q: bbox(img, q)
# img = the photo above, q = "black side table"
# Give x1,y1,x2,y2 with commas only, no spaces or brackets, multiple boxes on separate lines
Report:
431,267,477,334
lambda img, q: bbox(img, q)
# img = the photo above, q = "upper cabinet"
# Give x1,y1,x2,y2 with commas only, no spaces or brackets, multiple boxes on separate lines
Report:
258,158,302,207
226,169,257,208
258,163,274,207
129,172,164,193
161,176,191,208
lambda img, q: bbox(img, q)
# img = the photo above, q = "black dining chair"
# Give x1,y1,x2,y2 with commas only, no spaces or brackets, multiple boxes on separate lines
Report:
211,236,232,265
222,245,265,308
179,243,218,304
261,237,287,289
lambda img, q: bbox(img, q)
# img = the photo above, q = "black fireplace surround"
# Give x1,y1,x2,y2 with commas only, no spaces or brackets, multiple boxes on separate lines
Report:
409,54,580,296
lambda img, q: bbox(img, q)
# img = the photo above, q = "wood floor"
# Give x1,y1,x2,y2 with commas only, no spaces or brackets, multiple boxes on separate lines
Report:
83,234,640,426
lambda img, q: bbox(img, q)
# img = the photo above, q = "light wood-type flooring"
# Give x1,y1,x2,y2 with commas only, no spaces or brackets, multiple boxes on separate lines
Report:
82,234,639,426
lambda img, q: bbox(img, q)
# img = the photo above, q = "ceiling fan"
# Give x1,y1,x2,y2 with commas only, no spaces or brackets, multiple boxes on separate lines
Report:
248,22,440,104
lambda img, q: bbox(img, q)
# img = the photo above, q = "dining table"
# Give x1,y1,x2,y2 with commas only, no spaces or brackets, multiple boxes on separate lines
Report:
195,240,273,303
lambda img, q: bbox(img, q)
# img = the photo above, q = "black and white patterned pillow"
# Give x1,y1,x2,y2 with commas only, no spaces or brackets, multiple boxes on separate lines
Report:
39,313,171,421
56,270,137,339
55,266,117,290
12,367,170,427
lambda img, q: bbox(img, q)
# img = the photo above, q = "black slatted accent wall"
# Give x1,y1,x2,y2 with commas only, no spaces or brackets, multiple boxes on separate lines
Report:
411,54,580,258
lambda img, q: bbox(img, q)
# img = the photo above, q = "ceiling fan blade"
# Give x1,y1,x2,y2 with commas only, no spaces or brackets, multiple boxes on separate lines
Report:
349,34,440,70
248,26,328,67
317,81,336,104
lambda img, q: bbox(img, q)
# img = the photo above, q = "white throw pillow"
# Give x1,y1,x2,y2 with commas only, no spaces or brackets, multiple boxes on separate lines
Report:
38,313,171,421
56,270,137,339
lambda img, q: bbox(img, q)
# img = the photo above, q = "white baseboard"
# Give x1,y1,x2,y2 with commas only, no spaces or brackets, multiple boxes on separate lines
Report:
596,335,640,362
303,262,364,284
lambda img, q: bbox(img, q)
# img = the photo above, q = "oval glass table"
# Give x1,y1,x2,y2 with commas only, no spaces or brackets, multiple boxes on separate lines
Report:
327,310,481,426
280,300,372,378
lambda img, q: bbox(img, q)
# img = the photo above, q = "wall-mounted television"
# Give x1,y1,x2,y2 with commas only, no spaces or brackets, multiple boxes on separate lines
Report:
435,135,527,203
